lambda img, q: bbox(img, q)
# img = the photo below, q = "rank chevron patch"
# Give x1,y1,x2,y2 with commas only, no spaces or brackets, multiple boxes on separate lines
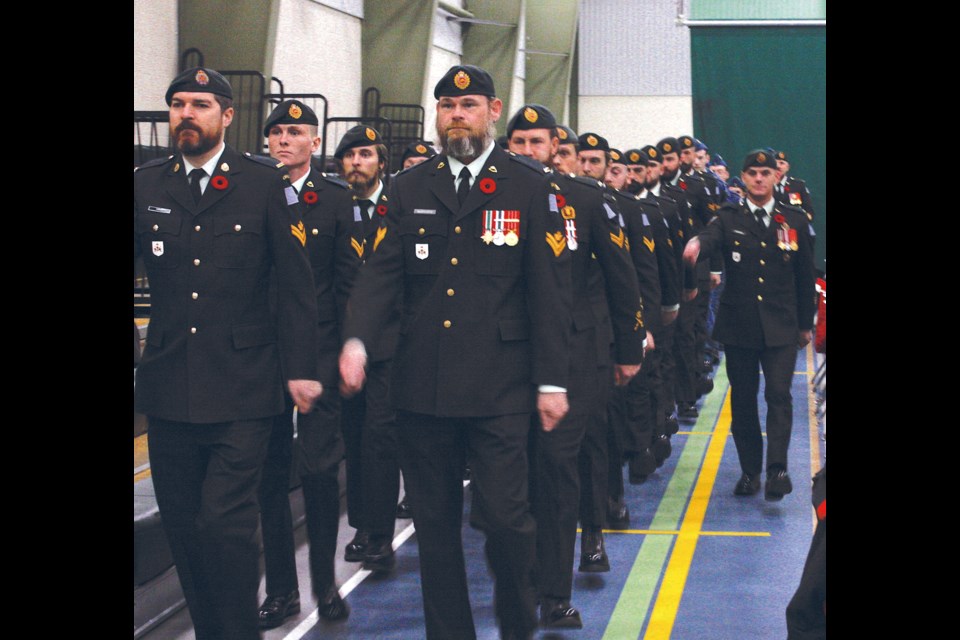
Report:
373,225,388,252
351,236,364,258
609,228,626,248
643,236,655,252
291,221,306,246
545,230,567,257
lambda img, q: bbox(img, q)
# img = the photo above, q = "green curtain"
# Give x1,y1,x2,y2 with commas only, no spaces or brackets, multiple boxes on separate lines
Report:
691,26,826,271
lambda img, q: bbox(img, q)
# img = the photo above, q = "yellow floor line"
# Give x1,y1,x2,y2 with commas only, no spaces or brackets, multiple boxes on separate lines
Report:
581,529,769,537
643,389,733,639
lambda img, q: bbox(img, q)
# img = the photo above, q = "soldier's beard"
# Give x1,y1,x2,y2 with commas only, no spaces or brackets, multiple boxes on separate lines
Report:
439,121,497,163
626,180,643,195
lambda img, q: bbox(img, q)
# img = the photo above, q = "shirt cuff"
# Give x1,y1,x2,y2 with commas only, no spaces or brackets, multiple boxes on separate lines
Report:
662,304,680,312
538,385,567,393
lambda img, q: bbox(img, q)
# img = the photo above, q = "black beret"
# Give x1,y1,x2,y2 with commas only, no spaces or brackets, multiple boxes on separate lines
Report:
555,125,578,145
775,150,789,162
578,132,609,152
624,149,648,166
401,141,437,163
434,65,496,99
656,137,679,156
506,104,558,137
742,149,778,171
335,125,384,159
263,100,318,137
641,144,663,164
165,67,233,105
608,148,626,165
677,135,696,150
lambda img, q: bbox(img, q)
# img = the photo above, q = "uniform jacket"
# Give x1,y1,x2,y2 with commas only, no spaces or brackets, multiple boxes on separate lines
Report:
775,176,815,221
608,187,662,332
640,194,681,312
134,145,319,422
551,174,644,410
345,145,573,417
696,201,815,349
299,167,364,384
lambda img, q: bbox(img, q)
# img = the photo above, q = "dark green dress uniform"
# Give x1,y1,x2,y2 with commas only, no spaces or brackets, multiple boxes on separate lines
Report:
344,143,572,640
258,168,361,617
530,172,644,619
134,145,319,640
694,200,815,486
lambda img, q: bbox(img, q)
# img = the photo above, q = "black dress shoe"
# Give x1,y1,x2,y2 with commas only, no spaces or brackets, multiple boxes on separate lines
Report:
344,530,369,562
628,448,657,484
316,584,350,621
362,534,396,573
396,495,413,519
765,469,793,501
578,528,610,572
257,590,300,629
607,496,630,529
696,376,714,397
540,601,583,629
733,473,761,496
664,415,680,436
677,402,699,419
652,434,672,466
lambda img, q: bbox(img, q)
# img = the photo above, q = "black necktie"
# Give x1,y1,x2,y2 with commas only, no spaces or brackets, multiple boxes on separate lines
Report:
189,168,205,204
359,199,375,235
457,167,471,207
754,209,767,229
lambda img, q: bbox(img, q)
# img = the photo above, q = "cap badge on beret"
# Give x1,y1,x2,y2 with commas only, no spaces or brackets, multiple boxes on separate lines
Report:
682,137,691,146
630,152,640,162
610,150,621,161
416,144,427,154
454,70,471,90
365,128,376,141
587,135,598,147
196,69,209,86
662,143,672,152
524,107,538,123
558,128,568,140
757,152,766,162
777,151,785,160
647,148,656,158
289,103,302,119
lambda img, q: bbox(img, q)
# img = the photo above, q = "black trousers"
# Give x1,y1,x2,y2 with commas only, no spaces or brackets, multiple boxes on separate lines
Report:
396,410,538,640
148,417,272,640
658,319,678,419
724,344,797,476
578,366,613,528
259,390,345,598
529,410,587,605
340,359,400,537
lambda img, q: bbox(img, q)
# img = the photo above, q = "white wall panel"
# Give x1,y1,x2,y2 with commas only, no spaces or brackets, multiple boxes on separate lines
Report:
578,95,693,152
422,47,462,145
134,0,179,111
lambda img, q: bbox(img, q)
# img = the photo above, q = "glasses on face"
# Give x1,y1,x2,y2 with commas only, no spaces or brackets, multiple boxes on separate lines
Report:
745,168,774,178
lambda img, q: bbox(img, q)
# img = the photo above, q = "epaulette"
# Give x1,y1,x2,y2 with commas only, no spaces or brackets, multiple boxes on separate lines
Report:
396,159,434,176
681,171,705,184
568,174,606,190
319,172,351,189
243,152,286,170
134,155,174,172
506,151,552,174
775,202,807,218
719,200,741,213
654,192,678,205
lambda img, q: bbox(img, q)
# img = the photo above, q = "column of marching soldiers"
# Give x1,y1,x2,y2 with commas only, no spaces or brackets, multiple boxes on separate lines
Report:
135,65,817,640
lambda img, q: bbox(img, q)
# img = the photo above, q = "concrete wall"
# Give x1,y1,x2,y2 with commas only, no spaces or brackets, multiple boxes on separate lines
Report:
578,96,693,152
134,0,179,111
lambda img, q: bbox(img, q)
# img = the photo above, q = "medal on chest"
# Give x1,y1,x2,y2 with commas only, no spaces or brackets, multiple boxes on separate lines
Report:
482,210,520,246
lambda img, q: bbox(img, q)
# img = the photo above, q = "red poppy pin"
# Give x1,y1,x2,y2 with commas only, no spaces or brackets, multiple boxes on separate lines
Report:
556,194,567,209
774,213,786,224
679,181,687,191
479,177,496,194
376,204,388,216
211,175,229,190
303,191,318,204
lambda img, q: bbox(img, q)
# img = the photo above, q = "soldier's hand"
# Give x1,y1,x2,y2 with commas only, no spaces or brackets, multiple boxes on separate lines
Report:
661,308,678,326
645,330,655,354
613,364,641,386
682,237,701,266
339,338,368,397
709,273,722,290
288,379,323,414
798,330,812,349
683,287,698,302
537,392,569,432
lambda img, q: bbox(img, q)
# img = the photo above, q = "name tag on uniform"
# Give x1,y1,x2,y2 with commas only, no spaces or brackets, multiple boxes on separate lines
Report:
147,206,171,214
413,208,436,215
285,186,299,206
733,229,746,235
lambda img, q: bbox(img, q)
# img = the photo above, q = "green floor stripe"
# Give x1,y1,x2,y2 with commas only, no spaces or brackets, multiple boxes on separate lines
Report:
602,361,730,640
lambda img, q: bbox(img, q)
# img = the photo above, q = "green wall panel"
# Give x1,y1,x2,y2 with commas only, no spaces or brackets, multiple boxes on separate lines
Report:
691,26,826,270
689,0,826,21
